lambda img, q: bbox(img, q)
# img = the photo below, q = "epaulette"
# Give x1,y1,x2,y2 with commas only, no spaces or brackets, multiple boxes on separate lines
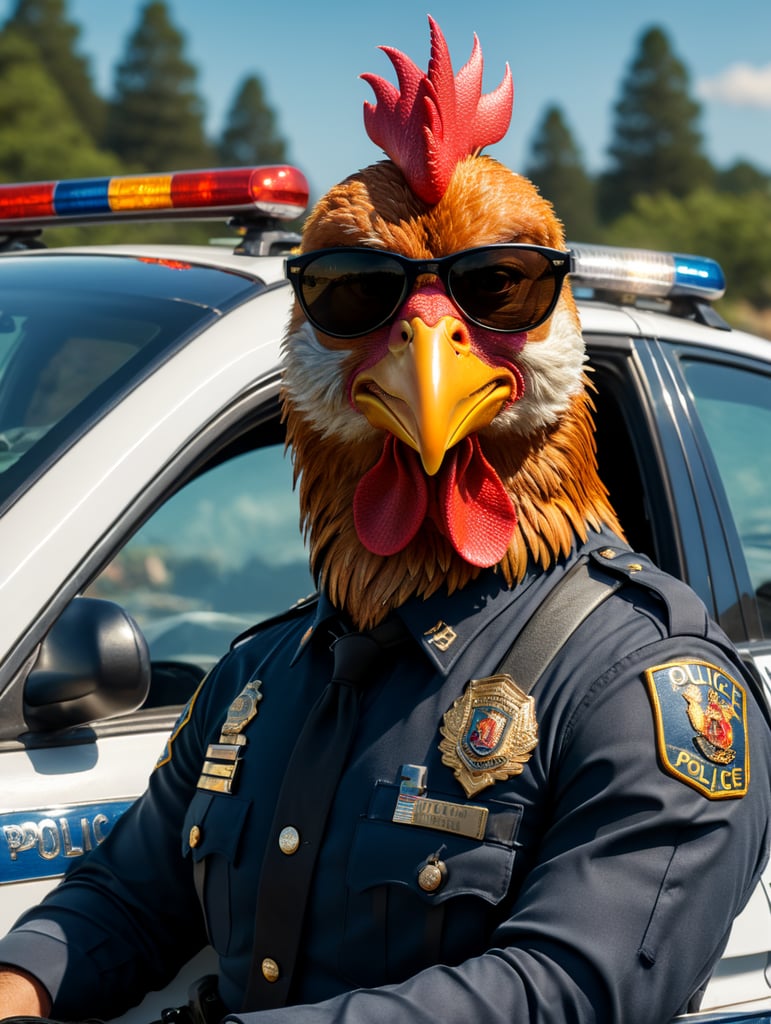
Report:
590,543,771,734
587,544,710,640
230,591,320,650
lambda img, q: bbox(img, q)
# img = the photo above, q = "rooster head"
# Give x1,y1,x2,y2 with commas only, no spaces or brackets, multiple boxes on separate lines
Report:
282,17,621,629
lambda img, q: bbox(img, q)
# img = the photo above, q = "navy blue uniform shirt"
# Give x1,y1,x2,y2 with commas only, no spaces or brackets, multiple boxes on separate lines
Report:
0,528,769,1023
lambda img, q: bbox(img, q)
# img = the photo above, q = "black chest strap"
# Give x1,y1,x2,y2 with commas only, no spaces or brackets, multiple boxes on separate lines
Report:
495,555,624,693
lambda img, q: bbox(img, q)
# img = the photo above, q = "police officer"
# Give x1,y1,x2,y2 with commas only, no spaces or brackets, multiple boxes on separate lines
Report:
0,530,769,1023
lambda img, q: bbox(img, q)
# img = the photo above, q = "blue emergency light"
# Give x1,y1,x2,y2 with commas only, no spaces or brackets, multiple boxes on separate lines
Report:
569,243,726,302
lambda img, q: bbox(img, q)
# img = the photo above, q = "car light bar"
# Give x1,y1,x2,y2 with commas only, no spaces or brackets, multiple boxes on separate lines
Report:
569,243,726,302
0,166,310,229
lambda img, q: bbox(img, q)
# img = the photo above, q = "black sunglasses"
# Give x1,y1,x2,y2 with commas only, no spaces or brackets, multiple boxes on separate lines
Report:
285,244,572,340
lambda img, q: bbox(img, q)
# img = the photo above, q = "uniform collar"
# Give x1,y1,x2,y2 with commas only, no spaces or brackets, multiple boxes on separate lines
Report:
401,526,628,675
289,590,345,665
291,527,621,672
290,566,541,675
395,565,542,676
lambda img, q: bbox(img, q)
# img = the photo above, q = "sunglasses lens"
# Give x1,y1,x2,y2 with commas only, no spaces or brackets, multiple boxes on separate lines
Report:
296,252,405,338
449,248,562,332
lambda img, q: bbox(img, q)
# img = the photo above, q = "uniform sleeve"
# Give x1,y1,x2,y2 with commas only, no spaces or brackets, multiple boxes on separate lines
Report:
225,637,771,1024
0,663,225,1019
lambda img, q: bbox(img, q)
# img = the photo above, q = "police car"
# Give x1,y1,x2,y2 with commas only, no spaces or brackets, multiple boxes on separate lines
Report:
0,167,768,1023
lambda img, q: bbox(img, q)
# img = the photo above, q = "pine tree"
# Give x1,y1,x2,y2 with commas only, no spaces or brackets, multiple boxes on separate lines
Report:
105,0,213,172
6,0,106,140
599,26,713,222
524,105,597,241
218,75,287,167
716,160,769,196
0,28,120,183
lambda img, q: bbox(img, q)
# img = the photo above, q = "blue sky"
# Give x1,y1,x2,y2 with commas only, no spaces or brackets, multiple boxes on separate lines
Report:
2,0,769,198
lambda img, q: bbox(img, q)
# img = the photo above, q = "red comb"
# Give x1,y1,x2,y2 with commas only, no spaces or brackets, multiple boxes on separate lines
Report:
361,16,513,205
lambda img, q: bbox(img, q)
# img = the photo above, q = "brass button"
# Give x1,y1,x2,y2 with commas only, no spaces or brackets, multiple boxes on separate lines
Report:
261,957,280,983
598,548,617,559
627,562,643,572
188,825,201,849
278,826,300,855
417,859,447,893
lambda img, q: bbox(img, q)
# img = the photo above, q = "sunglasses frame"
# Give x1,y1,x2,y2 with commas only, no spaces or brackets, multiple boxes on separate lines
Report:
285,244,573,340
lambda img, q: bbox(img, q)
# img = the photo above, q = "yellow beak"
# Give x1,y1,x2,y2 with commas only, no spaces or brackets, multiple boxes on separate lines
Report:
351,316,518,476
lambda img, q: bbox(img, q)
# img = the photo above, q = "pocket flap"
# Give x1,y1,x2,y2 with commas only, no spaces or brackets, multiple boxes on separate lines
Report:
181,788,250,864
347,816,516,905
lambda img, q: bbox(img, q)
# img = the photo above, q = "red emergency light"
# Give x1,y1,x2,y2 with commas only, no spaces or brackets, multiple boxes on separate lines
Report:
0,166,310,229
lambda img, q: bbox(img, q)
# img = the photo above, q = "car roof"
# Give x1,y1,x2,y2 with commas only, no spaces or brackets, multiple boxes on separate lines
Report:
578,298,771,360
0,243,291,288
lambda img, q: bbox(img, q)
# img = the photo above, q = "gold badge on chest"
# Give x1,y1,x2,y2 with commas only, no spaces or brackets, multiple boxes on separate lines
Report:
197,678,263,794
439,675,538,797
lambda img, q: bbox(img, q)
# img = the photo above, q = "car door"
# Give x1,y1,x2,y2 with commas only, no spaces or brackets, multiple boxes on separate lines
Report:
0,254,302,1018
588,332,771,1012
0,404,313,1021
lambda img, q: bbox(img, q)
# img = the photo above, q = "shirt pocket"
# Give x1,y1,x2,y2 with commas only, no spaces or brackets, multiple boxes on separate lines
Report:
340,782,523,988
182,788,251,956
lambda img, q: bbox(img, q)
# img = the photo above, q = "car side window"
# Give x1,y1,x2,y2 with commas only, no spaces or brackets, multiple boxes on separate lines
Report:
682,359,771,637
85,443,314,690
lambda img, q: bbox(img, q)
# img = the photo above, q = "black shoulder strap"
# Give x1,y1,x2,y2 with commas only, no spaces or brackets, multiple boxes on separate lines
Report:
495,557,623,695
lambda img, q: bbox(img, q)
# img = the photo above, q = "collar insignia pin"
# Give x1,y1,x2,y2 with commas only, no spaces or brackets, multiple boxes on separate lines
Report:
424,621,458,652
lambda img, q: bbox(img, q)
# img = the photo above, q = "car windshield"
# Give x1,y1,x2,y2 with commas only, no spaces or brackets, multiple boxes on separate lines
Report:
0,252,259,512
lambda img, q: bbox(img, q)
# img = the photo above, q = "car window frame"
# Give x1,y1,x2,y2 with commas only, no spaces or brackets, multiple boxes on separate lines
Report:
642,338,765,641
671,344,770,642
587,334,764,644
587,341,680,572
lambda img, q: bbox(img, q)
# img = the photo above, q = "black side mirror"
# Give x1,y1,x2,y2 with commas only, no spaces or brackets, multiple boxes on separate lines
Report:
23,597,151,733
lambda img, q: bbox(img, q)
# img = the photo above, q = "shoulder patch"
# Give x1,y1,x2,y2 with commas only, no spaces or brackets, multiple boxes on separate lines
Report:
644,660,750,799
154,677,206,770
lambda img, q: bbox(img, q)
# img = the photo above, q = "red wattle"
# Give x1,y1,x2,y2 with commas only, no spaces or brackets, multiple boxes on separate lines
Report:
353,436,428,555
437,436,517,566
353,434,517,567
